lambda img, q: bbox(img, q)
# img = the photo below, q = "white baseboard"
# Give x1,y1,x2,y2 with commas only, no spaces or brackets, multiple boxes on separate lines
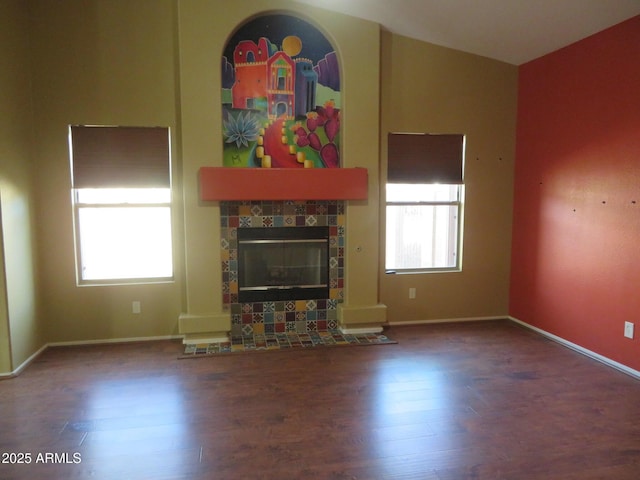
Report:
509,316,640,380
339,326,384,335
388,315,506,326
47,334,183,347
0,343,48,379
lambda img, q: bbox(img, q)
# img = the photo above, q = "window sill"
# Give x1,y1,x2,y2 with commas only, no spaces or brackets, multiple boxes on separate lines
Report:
385,268,461,275
77,278,175,287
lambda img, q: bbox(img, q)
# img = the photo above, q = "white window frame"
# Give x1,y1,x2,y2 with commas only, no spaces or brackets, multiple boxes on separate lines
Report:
72,188,174,286
385,183,464,274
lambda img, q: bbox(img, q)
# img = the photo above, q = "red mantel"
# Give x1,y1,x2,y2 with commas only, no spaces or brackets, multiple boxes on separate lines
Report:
199,167,368,201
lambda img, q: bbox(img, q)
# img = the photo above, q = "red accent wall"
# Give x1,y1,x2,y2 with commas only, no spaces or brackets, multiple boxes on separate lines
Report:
510,16,640,370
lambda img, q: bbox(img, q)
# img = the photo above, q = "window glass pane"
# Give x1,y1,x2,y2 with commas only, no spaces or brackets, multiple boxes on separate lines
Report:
386,204,458,269
78,206,173,280
387,184,459,203
76,188,170,204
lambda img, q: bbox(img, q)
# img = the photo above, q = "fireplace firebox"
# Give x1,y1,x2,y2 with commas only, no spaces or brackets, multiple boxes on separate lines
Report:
237,226,329,302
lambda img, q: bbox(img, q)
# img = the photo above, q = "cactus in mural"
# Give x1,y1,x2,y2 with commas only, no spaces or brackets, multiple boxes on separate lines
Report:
223,111,261,148
292,100,340,168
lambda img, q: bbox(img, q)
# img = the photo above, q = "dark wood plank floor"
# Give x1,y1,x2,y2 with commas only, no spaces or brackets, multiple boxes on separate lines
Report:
1,320,640,479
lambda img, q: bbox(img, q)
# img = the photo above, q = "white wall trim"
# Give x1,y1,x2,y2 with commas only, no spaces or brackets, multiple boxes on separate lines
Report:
339,326,384,335
47,334,183,347
0,343,48,379
509,316,640,380
387,315,506,326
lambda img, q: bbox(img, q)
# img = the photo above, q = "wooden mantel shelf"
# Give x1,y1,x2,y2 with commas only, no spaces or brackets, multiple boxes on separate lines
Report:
199,167,368,201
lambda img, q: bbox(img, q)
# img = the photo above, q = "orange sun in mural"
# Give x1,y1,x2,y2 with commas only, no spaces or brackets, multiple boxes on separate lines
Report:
282,35,302,56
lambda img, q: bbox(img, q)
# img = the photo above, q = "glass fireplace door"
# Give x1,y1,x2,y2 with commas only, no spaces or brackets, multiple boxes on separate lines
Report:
237,227,329,302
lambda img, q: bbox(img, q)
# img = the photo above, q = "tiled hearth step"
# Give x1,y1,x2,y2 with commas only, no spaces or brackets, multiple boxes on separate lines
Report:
181,330,396,357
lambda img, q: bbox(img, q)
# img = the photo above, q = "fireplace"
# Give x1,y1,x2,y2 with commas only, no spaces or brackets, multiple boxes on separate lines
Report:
237,226,329,302
220,200,344,336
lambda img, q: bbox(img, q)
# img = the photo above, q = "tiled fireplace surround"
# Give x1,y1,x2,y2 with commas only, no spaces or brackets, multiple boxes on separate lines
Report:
220,200,345,337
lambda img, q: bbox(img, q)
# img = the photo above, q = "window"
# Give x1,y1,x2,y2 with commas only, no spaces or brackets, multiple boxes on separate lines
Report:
69,126,173,284
386,133,465,273
386,184,462,271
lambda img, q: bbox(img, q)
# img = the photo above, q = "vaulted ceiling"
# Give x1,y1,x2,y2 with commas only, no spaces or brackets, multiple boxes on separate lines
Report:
294,0,640,65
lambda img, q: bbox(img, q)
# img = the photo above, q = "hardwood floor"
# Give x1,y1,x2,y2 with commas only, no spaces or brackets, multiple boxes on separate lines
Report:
1,320,640,479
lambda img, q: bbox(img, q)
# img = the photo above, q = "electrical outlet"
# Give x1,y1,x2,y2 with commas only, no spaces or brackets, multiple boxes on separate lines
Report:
409,288,416,299
132,301,141,314
624,321,634,339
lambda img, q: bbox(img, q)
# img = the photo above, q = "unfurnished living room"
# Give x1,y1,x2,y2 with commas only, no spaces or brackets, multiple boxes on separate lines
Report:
1,1,640,479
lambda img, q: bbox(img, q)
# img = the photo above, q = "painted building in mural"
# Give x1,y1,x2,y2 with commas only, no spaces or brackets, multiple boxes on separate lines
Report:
231,37,317,119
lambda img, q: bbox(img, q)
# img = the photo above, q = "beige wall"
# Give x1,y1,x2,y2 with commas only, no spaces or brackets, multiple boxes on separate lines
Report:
0,0,42,373
28,0,183,343
177,0,383,322
379,32,518,323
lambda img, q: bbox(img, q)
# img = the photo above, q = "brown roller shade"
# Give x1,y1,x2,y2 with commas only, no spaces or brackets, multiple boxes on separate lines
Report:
70,126,170,188
387,132,464,184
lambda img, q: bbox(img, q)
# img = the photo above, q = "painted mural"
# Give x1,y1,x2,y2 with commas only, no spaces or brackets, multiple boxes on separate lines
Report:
222,14,341,168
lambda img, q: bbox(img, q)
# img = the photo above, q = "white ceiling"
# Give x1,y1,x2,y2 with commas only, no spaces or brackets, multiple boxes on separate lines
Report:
293,0,640,65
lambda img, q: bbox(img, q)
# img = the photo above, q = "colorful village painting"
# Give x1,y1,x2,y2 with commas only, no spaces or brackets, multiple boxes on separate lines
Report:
221,14,341,168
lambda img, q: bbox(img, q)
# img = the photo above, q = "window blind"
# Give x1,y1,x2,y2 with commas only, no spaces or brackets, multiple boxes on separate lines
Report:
70,126,170,188
387,133,464,184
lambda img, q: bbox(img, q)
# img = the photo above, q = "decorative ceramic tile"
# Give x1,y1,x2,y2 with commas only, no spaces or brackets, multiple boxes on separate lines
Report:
251,204,262,216
219,200,345,334
253,323,265,335
263,302,275,313
180,331,396,357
